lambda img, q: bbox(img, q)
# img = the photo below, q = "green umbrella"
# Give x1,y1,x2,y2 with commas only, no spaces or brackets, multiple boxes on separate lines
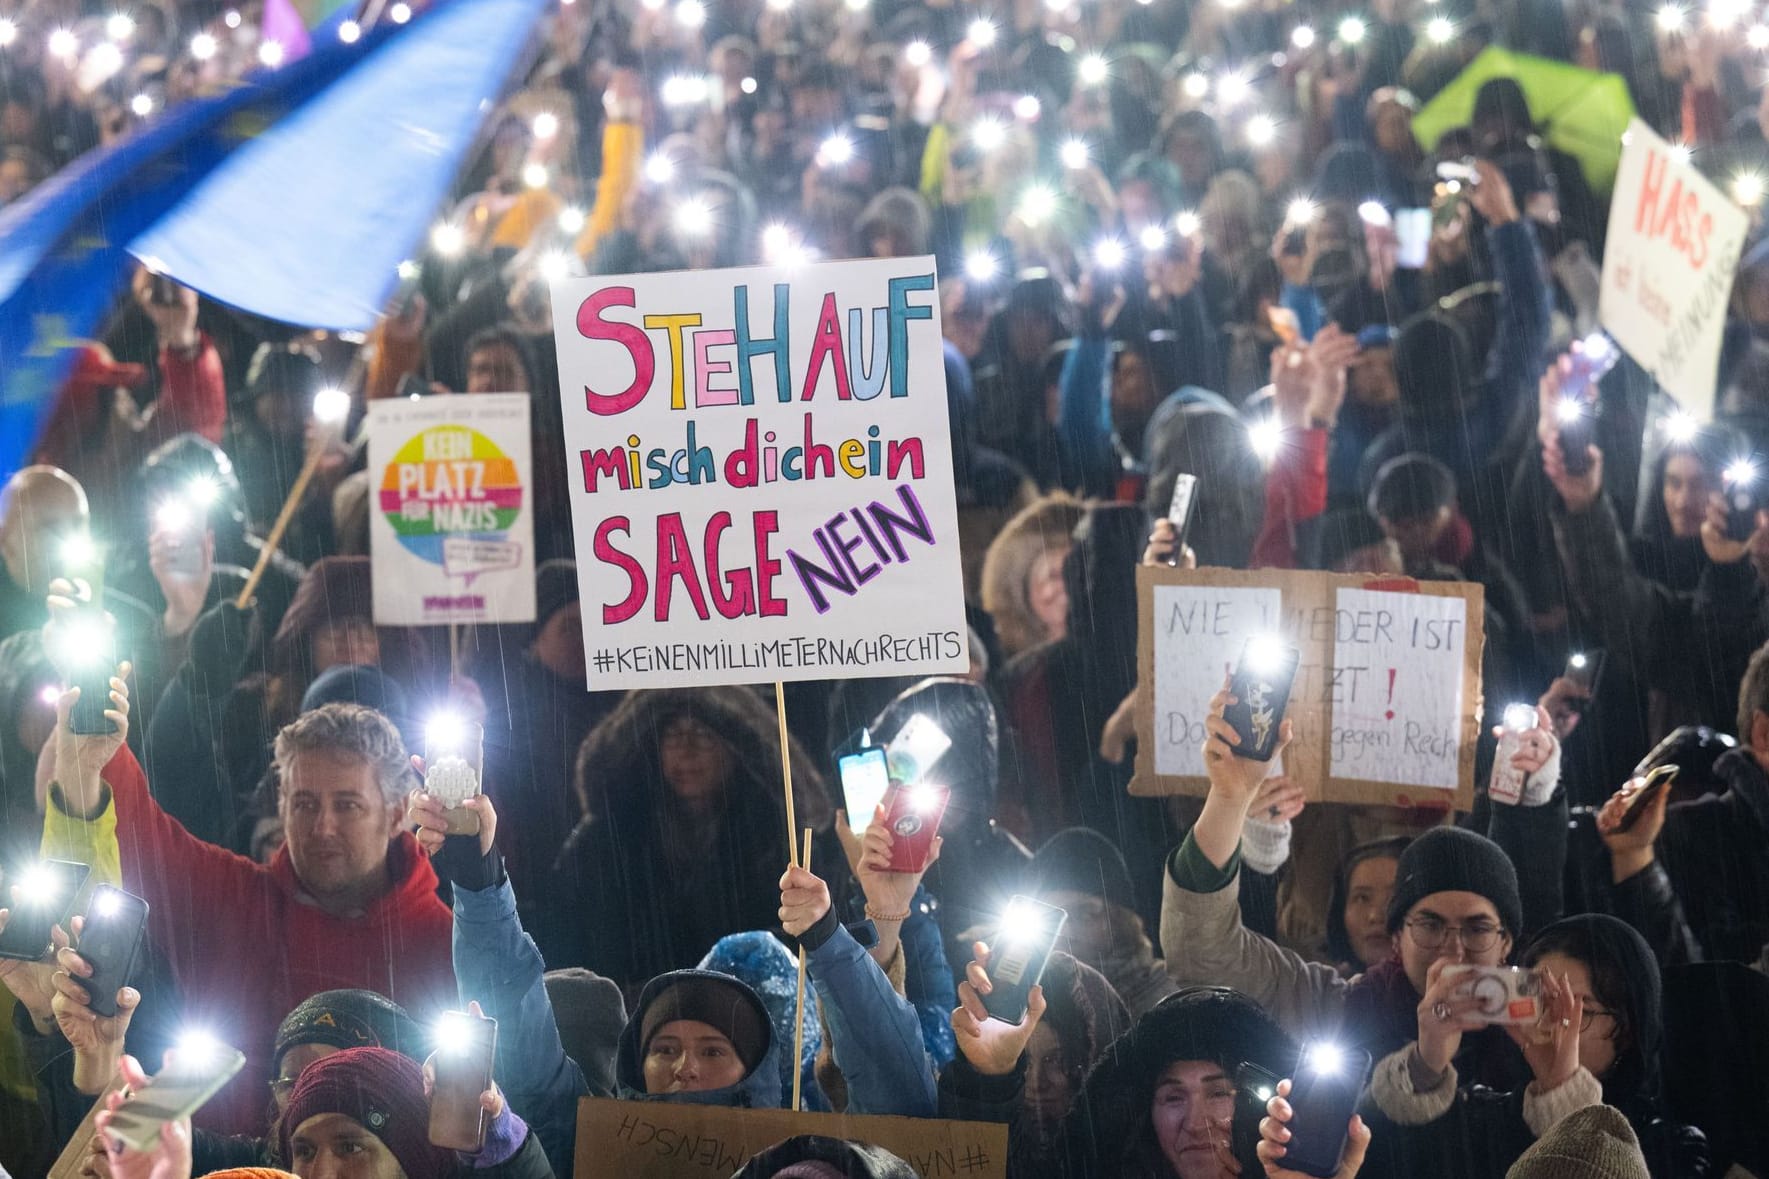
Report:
1411,46,1637,192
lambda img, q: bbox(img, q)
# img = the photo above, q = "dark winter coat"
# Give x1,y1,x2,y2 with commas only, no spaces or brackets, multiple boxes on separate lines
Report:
1359,915,1709,1179
1000,503,1179,929
1655,748,1769,963
860,677,1031,976
1057,987,1294,1178
541,687,839,993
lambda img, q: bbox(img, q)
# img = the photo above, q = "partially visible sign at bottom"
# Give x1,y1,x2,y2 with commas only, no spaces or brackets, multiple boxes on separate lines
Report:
573,1097,1008,1178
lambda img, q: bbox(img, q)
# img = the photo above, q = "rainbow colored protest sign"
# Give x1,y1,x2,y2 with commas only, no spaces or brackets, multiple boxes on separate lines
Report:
366,393,536,626
550,257,968,690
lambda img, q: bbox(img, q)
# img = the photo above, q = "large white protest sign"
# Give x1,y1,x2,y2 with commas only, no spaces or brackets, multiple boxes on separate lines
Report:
1150,584,1283,777
367,394,536,626
549,258,968,690
1133,567,1483,809
1600,118,1749,420
1328,588,1467,791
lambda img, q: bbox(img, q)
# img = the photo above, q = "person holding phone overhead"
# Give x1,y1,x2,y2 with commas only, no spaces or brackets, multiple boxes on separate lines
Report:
277,1047,548,1179
938,940,1132,1176
1160,682,1568,1113
1589,642,1769,965
35,661,455,1137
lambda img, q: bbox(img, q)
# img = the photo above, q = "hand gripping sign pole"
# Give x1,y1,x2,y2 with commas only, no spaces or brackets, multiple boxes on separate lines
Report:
775,680,811,1112
235,386,354,608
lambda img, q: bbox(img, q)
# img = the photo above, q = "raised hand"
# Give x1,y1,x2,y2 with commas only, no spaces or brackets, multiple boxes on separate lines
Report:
51,917,141,1093
1249,775,1307,825
1537,677,1591,741
407,760,498,861
52,668,133,815
421,1000,507,1143
1258,1079,1371,1178
95,1056,189,1179
1489,705,1558,776
1506,971,1582,1093
1596,776,1671,883
848,805,940,918
1414,957,1486,1077
1203,686,1294,803
0,903,60,1032
950,941,1046,1076
778,864,831,939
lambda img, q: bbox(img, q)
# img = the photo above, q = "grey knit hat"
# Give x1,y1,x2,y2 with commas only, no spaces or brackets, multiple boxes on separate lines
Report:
1506,1106,1649,1179
544,968,627,1096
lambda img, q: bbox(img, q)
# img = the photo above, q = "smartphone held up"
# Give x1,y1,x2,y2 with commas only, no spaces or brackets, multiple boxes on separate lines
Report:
424,715,484,837
1279,1041,1373,1178
981,896,1066,1025
76,885,149,1018
104,1033,247,1153
1225,636,1300,761
430,1010,498,1152
0,860,91,961
879,782,950,872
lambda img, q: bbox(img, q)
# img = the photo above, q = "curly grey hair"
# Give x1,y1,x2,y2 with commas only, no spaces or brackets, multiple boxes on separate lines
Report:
273,703,411,808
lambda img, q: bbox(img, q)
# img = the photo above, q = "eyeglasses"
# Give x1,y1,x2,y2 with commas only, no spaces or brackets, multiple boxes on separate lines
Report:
1580,1006,1616,1033
269,1077,297,1100
1403,915,1504,953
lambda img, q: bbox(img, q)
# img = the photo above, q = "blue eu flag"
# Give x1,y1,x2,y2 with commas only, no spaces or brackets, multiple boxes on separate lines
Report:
0,0,548,475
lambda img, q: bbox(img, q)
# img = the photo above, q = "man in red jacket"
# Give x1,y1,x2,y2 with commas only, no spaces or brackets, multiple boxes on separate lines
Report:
40,672,455,1136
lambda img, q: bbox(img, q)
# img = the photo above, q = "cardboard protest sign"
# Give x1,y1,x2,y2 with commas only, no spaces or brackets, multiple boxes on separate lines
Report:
367,394,536,625
573,1097,1007,1179
1131,566,1483,810
1599,118,1749,421
549,258,968,690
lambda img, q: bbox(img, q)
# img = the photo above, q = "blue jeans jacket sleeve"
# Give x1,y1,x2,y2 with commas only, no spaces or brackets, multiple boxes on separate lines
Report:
902,887,958,1069
807,923,938,1117
453,878,590,1177
1057,334,1115,495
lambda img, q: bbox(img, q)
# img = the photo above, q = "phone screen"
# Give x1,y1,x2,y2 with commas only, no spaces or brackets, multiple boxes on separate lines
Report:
77,886,148,1017
1166,473,1198,561
1225,638,1301,761
838,747,891,824
429,1013,497,1151
64,604,118,737
1394,208,1430,268
885,714,952,784
1281,1042,1372,1177
0,861,91,961
104,1046,247,1153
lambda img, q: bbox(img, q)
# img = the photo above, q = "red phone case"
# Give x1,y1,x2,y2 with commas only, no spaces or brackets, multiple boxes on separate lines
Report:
880,784,950,872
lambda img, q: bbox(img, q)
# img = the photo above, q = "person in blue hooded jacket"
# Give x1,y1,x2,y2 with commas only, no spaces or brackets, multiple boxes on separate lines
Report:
413,788,935,1168
411,790,588,1179
611,861,935,1115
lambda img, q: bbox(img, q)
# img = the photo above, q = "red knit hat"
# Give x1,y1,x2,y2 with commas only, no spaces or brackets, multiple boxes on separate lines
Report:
278,1047,453,1179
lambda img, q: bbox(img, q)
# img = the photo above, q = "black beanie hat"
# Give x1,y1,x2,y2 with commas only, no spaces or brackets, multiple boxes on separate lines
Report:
1385,826,1522,938
1032,827,1139,914
639,974,771,1073
534,559,580,628
273,989,423,1074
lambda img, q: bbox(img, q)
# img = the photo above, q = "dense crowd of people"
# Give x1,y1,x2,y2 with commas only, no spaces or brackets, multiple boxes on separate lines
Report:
5,0,1769,1173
